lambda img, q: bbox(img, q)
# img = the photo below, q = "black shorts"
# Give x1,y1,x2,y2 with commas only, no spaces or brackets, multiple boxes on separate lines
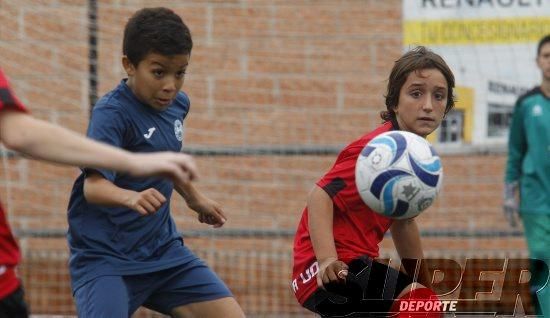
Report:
303,256,413,317
0,286,29,318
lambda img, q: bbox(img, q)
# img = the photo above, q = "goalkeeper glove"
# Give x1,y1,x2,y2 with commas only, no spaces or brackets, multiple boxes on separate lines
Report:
503,181,519,228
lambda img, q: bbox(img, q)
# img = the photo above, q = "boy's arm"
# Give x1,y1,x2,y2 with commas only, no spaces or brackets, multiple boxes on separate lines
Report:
505,100,526,184
503,100,525,226
174,181,227,227
308,184,349,287
0,110,197,183
390,218,432,288
84,172,166,216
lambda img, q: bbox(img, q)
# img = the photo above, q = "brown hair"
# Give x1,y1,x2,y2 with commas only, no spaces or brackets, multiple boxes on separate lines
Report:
537,34,550,57
380,46,456,122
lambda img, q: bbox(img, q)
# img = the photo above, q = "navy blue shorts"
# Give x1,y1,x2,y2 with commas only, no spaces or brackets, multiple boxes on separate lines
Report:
74,258,232,318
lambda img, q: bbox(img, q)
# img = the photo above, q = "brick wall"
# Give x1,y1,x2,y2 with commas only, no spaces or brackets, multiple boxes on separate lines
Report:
0,0,528,316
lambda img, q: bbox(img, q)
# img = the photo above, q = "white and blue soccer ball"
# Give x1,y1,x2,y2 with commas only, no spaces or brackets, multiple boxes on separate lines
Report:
355,131,443,219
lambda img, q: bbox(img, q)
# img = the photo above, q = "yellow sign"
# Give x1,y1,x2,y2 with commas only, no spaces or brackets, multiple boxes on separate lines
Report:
404,18,550,46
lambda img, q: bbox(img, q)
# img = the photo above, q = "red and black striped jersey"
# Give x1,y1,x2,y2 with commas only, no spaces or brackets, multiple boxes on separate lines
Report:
292,121,397,305
0,67,27,299
0,68,27,112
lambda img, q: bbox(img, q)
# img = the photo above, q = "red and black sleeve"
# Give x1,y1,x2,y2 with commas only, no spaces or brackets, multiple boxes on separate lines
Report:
0,68,27,112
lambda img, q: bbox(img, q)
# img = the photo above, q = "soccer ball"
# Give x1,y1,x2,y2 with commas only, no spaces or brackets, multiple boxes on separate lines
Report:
355,131,443,219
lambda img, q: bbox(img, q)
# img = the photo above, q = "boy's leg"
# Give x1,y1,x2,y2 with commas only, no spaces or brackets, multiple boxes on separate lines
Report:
141,257,244,318
171,297,243,318
0,286,29,318
521,213,550,317
531,258,550,318
74,276,129,318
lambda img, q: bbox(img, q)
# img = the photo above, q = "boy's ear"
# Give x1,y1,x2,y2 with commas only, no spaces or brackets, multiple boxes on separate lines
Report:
122,56,136,76
392,105,399,115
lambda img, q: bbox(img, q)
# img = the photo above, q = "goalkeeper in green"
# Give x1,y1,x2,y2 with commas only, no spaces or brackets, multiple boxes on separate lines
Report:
504,34,550,318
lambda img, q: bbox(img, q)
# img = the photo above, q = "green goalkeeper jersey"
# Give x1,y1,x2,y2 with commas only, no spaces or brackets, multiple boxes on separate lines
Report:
505,87,550,214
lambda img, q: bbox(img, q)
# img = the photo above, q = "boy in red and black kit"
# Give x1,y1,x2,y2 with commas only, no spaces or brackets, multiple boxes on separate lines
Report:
0,68,198,317
292,47,455,317
0,204,27,317
0,68,29,317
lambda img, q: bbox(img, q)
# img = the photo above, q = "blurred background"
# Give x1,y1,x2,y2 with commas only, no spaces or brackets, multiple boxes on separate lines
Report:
0,0,549,317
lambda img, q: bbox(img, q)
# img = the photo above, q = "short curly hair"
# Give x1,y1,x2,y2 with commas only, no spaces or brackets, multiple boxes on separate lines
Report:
123,7,193,66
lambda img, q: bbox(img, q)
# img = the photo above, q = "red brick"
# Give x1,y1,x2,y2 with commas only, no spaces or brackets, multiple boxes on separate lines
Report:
189,43,243,75
23,77,87,112
183,77,209,108
340,5,402,35
212,6,273,38
56,112,91,135
173,6,209,38
277,77,338,108
274,5,340,37
0,43,56,76
55,43,89,74
247,38,309,74
211,77,276,109
0,3,21,41
184,110,247,145
24,8,87,42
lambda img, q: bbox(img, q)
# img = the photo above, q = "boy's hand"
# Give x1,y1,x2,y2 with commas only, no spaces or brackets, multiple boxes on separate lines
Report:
317,257,348,288
503,181,519,227
126,188,166,216
188,197,227,228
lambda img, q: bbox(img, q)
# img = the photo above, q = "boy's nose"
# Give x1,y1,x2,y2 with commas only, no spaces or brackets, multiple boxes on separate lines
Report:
422,98,434,112
163,79,177,92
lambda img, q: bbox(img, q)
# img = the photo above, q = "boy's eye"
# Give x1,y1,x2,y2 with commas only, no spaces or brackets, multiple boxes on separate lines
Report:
410,91,422,98
176,71,186,78
153,70,164,77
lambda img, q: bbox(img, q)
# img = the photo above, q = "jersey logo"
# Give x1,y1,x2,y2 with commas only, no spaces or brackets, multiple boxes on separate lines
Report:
532,104,543,117
174,119,183,141
144,127,156,139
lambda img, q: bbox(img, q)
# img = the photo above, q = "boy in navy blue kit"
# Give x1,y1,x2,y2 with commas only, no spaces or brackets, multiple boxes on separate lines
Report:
0,67,197,317
67,7,244,318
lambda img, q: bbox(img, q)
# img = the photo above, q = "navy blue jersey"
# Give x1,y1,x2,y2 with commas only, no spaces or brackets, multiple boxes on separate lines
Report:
67,80,193,292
